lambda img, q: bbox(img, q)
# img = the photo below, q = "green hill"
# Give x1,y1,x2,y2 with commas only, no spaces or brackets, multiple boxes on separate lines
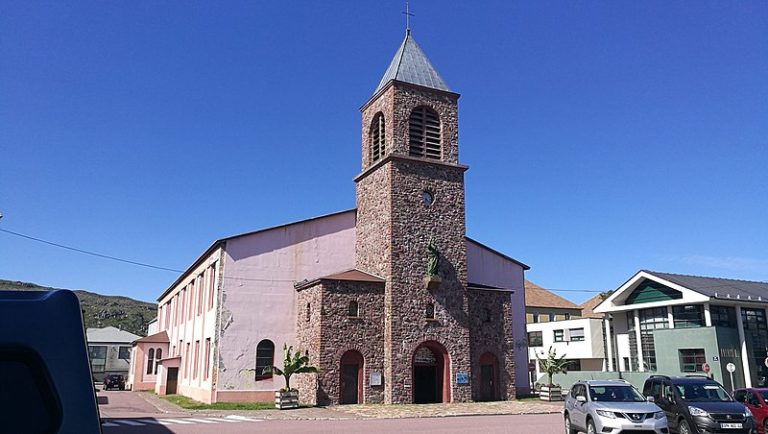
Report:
0,279,157,336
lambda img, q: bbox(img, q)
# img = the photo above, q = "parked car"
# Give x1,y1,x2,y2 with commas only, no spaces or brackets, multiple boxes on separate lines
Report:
564,379,668,434
643,375,755,434
734,388,768,434
103,374,126,390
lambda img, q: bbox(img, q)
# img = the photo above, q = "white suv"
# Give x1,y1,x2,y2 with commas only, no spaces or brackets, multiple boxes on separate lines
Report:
564,380,668,434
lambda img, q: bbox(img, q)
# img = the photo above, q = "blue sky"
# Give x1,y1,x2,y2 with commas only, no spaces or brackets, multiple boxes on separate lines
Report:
1,1,766,304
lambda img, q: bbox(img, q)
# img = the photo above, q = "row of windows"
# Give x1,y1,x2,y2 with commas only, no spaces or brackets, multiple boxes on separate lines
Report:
146,348,163,375
160,261,218,331
368,106,443,164
625,305,768,373
527,328,584,346
177,338,212,382
528,311,577,323
87,345,131,373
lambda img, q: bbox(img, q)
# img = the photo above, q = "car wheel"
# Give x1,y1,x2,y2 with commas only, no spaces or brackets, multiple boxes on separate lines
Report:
587,419,596,434
679,419,692,434
564,414,576,434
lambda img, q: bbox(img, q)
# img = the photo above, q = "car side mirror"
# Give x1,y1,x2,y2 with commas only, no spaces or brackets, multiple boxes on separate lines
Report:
646,396,655,403
576,395,587,403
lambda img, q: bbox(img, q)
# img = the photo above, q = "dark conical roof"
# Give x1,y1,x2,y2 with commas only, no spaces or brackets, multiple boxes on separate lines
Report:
373,31,451,95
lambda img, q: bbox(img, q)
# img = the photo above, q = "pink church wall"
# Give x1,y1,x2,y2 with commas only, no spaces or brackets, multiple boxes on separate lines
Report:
466,239,529,395
216,210,356,396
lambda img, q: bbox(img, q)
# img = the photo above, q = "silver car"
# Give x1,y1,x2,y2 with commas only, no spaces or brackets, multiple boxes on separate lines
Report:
564,380,669,434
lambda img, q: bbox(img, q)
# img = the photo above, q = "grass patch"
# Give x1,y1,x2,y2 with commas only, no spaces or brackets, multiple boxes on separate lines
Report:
162,395,275,410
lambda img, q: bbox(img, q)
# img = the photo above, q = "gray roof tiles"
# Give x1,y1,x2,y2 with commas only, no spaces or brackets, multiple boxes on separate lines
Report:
374,31,451,95
86,326,141,344
645,270,768,303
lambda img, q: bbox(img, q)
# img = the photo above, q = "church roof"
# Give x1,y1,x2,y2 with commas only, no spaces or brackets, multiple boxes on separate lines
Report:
295,269,385,290
134,330,169,344
374,31,452,95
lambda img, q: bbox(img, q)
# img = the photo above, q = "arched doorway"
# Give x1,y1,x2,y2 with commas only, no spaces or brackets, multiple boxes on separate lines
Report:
339,350,364,404
478,352,500,401
412,341,449,403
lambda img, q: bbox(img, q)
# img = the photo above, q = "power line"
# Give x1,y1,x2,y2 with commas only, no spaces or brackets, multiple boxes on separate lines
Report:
2,228,761,295
0,228,184,274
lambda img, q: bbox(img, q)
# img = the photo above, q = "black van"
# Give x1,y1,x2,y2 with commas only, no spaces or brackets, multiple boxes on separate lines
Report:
643,375,755,434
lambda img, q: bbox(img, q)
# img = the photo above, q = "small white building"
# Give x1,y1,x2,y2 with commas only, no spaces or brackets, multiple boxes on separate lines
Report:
528,317,606,383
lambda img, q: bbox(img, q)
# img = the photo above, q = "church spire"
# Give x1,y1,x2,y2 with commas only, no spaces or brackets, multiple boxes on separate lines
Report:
373,32,452,95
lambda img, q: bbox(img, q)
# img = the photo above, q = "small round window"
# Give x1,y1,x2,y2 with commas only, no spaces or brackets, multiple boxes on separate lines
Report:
421,190,434,206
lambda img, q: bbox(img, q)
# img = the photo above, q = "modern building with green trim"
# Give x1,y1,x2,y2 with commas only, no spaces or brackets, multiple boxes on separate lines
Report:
594,270,768,391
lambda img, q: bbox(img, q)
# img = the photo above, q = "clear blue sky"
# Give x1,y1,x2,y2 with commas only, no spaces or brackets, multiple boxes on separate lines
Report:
1,1,766,304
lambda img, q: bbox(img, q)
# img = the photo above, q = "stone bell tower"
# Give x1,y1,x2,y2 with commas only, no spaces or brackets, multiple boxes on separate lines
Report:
355,31,472,404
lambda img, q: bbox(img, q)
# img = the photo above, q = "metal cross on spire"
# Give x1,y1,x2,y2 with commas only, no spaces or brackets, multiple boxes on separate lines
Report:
403,0,414,34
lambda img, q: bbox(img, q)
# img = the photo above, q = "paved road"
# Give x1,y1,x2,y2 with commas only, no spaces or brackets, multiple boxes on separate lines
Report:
102,414,564,434
98,391,566,433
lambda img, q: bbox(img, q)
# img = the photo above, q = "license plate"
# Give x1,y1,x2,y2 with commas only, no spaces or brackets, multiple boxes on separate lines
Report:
720,423,743,429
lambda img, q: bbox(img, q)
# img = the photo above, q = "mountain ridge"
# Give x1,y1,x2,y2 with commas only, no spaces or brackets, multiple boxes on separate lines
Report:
0,279,157,336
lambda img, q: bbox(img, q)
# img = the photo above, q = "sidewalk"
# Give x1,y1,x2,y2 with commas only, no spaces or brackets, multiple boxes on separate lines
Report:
136,392,562,421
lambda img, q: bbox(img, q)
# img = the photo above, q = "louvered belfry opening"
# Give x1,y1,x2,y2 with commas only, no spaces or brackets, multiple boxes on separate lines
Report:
408,106,441,159
370,112,386,163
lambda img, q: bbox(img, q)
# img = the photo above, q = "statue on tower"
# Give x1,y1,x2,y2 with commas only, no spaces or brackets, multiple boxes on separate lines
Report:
426,238,440,277
425,238,442,290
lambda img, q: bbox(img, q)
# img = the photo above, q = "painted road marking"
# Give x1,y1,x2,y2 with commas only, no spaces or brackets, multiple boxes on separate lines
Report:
102,416,264,429
159,418,195,424
185,418,219,424
114,420,146,426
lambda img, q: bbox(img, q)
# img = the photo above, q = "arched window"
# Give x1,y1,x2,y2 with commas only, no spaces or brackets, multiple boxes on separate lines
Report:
348,300,359,317
155,349,162,374
146,348,155,375
370,112,386,163
408,106,441,159
255,340,275,380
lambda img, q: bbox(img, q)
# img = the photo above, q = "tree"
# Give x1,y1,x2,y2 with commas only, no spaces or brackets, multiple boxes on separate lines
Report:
536,346,571,386
262,344,319,392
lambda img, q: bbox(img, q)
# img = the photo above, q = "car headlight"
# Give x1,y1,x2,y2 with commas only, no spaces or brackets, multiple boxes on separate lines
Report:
595,410,617,419
744,407,753,418
654,411,665,420
688,406,709,417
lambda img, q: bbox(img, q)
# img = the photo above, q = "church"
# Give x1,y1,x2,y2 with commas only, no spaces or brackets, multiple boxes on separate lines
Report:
128,30,530,405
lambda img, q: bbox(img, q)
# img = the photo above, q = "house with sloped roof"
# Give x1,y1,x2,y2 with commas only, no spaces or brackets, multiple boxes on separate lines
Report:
524,280,582,323
595,270,768,390
524,281,606,387
86,326,140,381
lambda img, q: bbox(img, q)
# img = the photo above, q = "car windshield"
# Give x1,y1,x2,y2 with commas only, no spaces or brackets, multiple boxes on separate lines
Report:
676,383,732,402
589,385,646,402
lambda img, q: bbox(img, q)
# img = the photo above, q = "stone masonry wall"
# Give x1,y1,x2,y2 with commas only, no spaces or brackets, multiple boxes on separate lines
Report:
468,290,516,400
316,280,385,405
387,158,471,403
295,284,323,405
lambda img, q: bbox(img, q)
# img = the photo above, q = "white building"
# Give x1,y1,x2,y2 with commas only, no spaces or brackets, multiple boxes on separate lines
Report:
528,317,606,383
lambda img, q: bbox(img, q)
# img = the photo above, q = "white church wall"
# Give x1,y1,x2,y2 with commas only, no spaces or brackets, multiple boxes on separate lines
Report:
466,239,528,395
215,210,356,400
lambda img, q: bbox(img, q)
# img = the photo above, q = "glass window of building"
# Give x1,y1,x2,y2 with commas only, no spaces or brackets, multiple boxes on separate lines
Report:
527,331,543,347
554,329,565,342
673,305,704,328
679,348,706,372
569,328,585,342
710,305,737,328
